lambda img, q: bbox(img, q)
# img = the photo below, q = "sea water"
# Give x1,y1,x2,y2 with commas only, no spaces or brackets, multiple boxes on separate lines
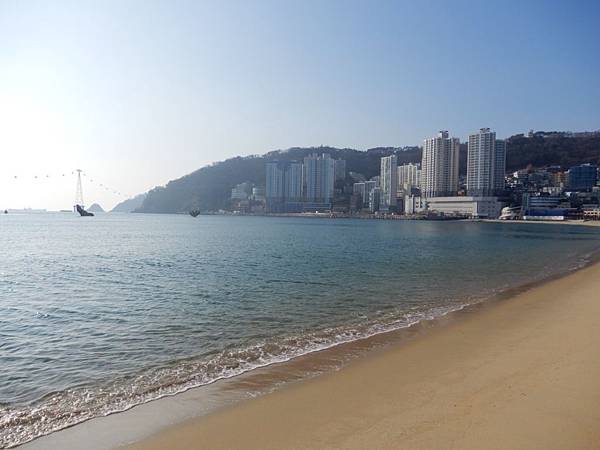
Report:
1,213,599,447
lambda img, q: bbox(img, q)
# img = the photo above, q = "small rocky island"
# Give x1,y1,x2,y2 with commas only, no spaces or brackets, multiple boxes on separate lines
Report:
87,203,105,213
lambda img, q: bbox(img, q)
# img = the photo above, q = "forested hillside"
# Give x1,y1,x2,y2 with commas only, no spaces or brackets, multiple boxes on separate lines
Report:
111,193,147,213
506,133,600,171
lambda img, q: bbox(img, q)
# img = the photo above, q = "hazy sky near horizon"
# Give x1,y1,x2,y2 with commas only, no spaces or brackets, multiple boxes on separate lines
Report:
1,0,599,210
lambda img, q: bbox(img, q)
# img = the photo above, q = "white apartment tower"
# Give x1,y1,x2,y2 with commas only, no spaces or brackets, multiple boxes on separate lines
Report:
265,162,285,201
379,154,398,211
397,163,421,192
284,162,303,201
265,161,304,212
467,128,506,196
303,153,335,204
420,131,460,198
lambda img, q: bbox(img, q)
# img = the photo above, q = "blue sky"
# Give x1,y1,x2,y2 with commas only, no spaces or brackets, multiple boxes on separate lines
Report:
1,0,599,209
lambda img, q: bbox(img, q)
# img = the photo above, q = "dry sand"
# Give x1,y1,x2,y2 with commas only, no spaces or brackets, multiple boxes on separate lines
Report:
127,262,600,450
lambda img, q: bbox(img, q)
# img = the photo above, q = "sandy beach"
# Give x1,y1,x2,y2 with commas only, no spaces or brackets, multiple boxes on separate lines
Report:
126,260,600,450
483,219,600,228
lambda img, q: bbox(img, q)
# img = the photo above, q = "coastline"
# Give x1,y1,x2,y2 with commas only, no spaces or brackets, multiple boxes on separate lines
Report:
199,211,600,227
124,260,600,450
482,218,600,227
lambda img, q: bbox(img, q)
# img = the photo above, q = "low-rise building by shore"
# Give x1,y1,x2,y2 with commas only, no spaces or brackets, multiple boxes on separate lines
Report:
426,196,503,219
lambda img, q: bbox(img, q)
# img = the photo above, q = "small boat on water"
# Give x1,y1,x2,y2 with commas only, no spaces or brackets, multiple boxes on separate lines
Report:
189,210,200,217
75,204,94,217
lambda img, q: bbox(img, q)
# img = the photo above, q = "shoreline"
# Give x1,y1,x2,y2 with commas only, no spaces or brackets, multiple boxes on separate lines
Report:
22,210,598,228
122,259,600,450
482,218,600,227
18,250,600,450
196,212,600,227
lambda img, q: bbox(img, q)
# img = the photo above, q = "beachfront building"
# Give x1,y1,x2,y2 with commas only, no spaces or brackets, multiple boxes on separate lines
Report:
266,154,345,212
568,163,598,191
303,153,336,210
353,182,365,198
520,193,567,220
352,182,365,210
404,194,425,215
583,205,600,220
265,161,304,212
364,180,377,209
421,131,460,198
397,163,421,192
379,155,398,211
495,139,507,191
285,162,303,201
251,187,265,202
426,196,503,219
467,128,506,196
352,180,377,209
266,162,284,203
369,187,381,213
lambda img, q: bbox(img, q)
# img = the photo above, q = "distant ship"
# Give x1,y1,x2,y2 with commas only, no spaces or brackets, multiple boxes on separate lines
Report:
75,204,94,217
189,210,200,217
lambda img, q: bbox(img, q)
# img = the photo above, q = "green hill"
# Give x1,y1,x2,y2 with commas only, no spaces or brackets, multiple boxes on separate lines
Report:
111,193,147,213
505,133,600,171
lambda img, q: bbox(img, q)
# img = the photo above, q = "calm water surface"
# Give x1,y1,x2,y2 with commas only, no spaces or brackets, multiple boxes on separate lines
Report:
1,213,599,447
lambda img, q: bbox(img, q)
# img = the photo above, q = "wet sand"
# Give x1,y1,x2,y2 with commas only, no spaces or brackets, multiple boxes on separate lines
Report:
126,261,600,450
484,219,600,227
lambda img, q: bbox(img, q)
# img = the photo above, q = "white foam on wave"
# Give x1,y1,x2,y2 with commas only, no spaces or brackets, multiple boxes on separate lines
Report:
0,300,474,449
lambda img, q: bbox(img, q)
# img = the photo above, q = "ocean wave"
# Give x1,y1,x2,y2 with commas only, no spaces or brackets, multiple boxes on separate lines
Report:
0,302,470,448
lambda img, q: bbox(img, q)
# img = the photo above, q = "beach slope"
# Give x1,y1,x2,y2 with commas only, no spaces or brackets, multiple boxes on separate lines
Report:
128,262,600,450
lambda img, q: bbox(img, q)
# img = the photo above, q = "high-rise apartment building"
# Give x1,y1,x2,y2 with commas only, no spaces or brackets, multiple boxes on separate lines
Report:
421,131,460,198
467,128,506,196
284,162,303,201
494,139,506,194
267,154,345,212
397,163,421,192
334,159,346,181
369,187,381,213
352,182,365,208
352,180,377,209
265,161,303,212
303,153,335,205
379,155,398,211
266,162,285,201
364,180,377,200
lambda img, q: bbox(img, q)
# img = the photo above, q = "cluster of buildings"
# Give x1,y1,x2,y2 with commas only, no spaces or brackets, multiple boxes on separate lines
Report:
503,163,599,221
229,182,266,213
263,154,346,212
231,128,599,220
422,128,507,218
353,128,598,220
351,128,509,218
